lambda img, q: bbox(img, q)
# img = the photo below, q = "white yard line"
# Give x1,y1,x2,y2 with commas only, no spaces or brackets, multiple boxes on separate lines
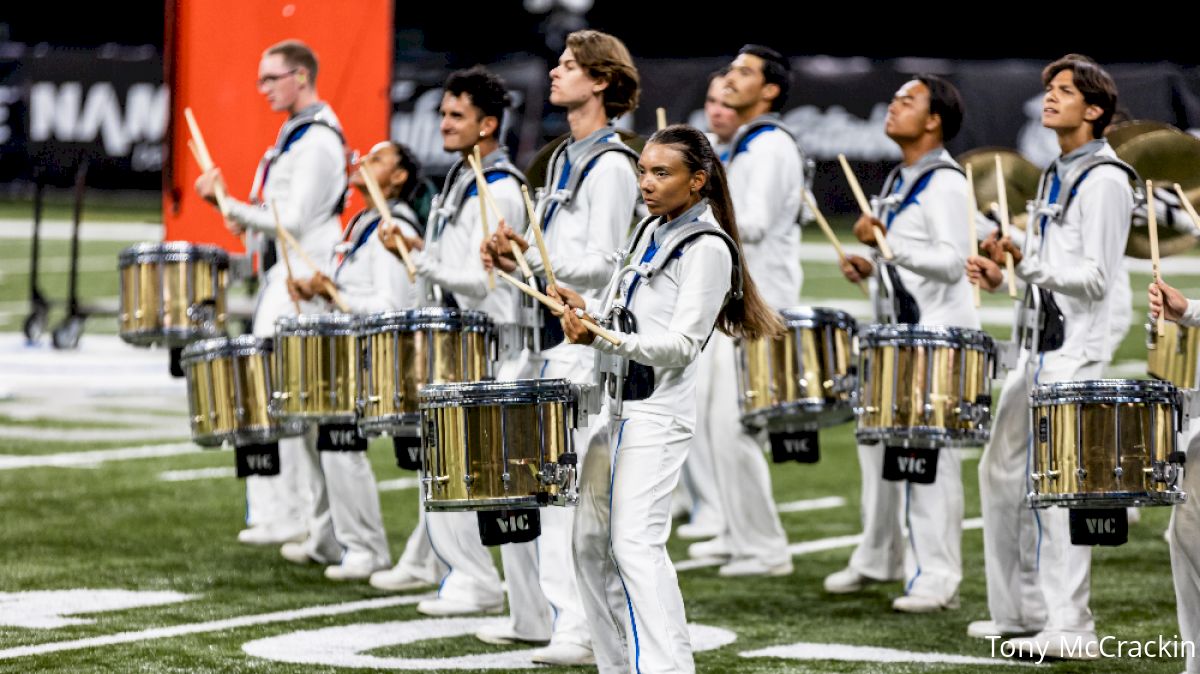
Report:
776,495,846,513
0,220,161,242
376,477,420,492
0,594,429,660
675,517,984,572
740,641,1025,667
0,443,202,470
158,467,236,482
0,426,189,442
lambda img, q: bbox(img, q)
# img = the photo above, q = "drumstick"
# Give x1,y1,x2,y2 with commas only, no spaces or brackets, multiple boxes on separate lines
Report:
357,166,417,282
468,147,496,290
994,155,1019,299
1147,180,1165,337
837,153,893,260
185,130,244,245
183,107,231,217
1173,183,1200,230
496,269,621,346
273,213,351,313
801,190,869,298
965,164,982,307
521,184,558,290
656,107,667,131
270,201,303,315
510,240,536,280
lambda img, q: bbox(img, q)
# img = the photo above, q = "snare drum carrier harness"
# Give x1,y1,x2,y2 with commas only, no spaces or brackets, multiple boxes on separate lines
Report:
594,199,744,416
248,103,348,278
423,153,527,309
529,133,642,354
871,152,965,325
1017,148,1142,353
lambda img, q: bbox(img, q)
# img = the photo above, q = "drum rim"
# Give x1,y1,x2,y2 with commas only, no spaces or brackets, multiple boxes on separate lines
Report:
181,334,271,363
779,306,857,327
119,241,230,267
858,323,996,347
1031,378,1179,404
419,378,576,406
1028,490,1186,508
275,313,363,334
359,308,496,332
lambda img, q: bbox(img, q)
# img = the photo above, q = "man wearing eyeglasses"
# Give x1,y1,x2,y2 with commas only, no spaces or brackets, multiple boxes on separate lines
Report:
195,39,347,563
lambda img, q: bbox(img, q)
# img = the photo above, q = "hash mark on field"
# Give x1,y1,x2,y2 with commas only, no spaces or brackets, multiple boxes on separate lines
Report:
158,467,237,482
0,443,202,470
776,496,846,513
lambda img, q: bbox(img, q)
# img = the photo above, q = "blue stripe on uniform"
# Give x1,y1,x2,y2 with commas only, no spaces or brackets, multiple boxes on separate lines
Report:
607,419,641,673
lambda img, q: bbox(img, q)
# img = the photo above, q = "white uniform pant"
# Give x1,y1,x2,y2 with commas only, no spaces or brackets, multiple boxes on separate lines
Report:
421,350,536,607
574,409,695,674
394,500,448,584
499,355,591,647
847,443,963,600
1170,419,1200,673
697,333,788,565
979,351,1101,635
320,449,391,566
678,355,725,532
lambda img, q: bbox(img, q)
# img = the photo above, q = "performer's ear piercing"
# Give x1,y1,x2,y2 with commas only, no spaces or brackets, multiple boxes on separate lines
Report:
296,72,307,84
479,131,486,138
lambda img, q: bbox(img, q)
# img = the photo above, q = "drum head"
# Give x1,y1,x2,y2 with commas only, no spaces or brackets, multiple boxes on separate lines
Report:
420,378,575,408
401,307,494,333
858,323,995,350
779,306,856,330
181,335,270,365
1031,378,1180,406
118,241,229,268
275,313,362,335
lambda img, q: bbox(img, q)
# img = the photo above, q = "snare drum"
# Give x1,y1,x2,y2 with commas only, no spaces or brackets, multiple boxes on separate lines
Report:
739,307,856,431
1029,379,1186,508
856,324,997,448
274,314,362,424
180,335,303,447
118,242,228,347
358,308,495,436
1147,320,1199,389
420,379,579,512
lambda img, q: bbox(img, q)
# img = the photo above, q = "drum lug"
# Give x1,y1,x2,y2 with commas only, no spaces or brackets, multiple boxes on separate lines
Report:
500,472,511,488
1113,466,1124,480
1075,467,1087,481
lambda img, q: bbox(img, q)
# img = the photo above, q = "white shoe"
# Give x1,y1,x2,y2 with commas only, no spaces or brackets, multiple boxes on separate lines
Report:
416,597,503,617
823,567,894,594
892,593,959,613
238,522,307,546
324,552,388,581
718,557,793,577
687,537,731,561
530,642,596,666
369,566,434,592
676,521,723,540
280,542,319,565
1127,507,1141,525
1005,631,1099,660
474,623,549,646
966,619,1041,640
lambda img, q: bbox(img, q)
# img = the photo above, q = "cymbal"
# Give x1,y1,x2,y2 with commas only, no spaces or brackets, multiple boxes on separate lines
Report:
1117,129,1200,257
1104,119,1181,151
957,148,1041,230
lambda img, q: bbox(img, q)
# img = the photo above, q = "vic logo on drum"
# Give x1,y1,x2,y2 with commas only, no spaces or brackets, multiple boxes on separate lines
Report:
246,454,274,471
330,430,357,446
898,455,927,474
496,514,530,534
1086,517,1117,535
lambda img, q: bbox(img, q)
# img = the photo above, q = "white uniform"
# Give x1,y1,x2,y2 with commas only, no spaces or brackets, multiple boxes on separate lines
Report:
300,202,421,572
575,202,734,674
843,149,977,604
499,128,638,648
224,103,345,555
979,140,1132,641
409,149,529,611
1169,300,1200,673
695,114,802,571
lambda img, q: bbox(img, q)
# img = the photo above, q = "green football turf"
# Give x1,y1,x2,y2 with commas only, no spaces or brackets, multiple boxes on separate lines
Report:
0,201,1195,671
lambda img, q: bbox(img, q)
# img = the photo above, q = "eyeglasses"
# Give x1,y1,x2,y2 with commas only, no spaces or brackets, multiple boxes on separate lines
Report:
256,69,298,87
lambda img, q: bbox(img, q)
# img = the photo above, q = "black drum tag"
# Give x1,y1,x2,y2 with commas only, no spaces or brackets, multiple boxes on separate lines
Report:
770,430,820,464
478,509,541,546
317,423,367,452
393,435,422,471
1069,508,1128,546
235,442,281,477
883,446,938,483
